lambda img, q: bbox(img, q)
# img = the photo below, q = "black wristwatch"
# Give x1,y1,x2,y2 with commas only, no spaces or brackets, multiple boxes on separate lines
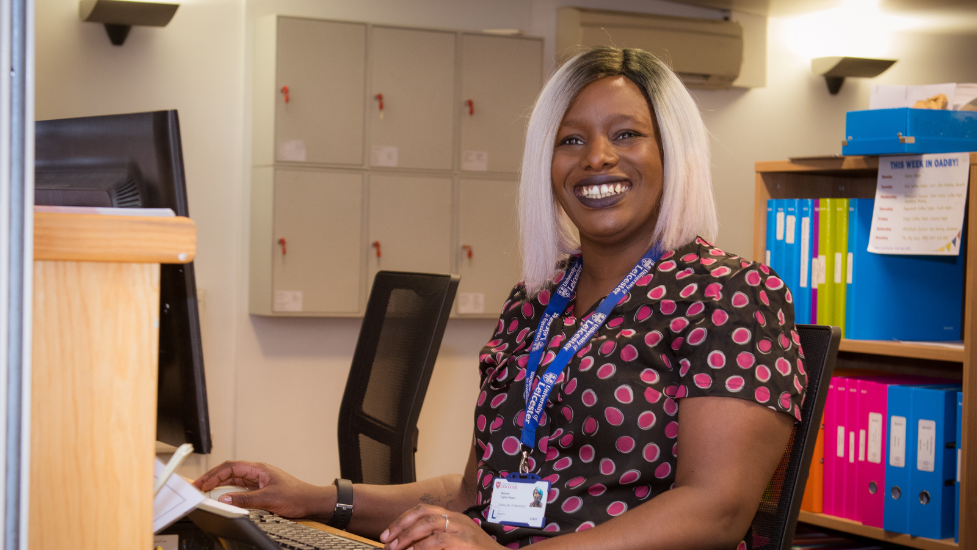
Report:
330,478,354,530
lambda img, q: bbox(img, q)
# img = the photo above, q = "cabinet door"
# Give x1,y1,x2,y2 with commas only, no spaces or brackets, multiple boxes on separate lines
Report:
369,27,456,171
456,178,521,316
275,18,366,166
272,169,363,314
460,35,542,174
368,174,452,286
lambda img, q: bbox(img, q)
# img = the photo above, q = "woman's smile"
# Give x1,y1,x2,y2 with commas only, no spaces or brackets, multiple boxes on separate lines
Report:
573,175,633,207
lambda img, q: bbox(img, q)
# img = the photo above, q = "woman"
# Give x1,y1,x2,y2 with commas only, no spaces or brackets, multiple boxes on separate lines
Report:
195,47,805,550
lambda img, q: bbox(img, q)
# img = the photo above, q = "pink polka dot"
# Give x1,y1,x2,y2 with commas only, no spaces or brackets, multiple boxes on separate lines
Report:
491,417,504,432
701,257,717,266
693,373,712,389
794,375,804,394
620,469,641,484
797,358,806,376
562,406,573,422
736,352,755,369
757,339,773,354
745,270,762,286
620,329,636,338
663,398,678,416
779,392,792,410
704,283,723,300
588,484,606,497
681,252,699,263
660,300,677,315
637,411,656,429
710,266,732,277
597,363,617,379
554,457,572,471
680,283,698,298
679,358,691,377
620,344,639,362
576,522,596,532
604,407,624,425
564,378,578,394
765,276,784,290
582,388,598,407
583,417,599,435
779,333,791,350
669,317,689,333
726,376,745,393
607,501,628,516
644,387,662,403
541,350,556,366
775,357,792,376
643,443,661,462
707,350,726,369
635,305,653,322
755,310,767,326
687,327,707,346
502,436,520,455
567,476,585,489
616,436,636,453
755,365,771,382
664,421,679,438
676,267,694,280
759,263,770,274
599,341,616,356
600,458,616,475
560,433,574,447
712,309,729,325
654,462,672,479
562,496,583,513
515,410,525,427
522,302,534,318
477,391,487,406
482,473,494,488
648,285,667,300
759,290,770,306
686,302,705,316
658,260,677,272
636,274,653,286
491,394,507,408
644,330,664,347
640,368,660,384
635,485,651,499
579,356,594,371
477,415,486,431
614,385,634,404
579,445,595,462
543,523,559,532
660,354,672,369
482,443,493,460
607,316,624,328
755,386,770,403
537,289,550,305
731,292,750,308
542,473,559,485
675,385,688,398
670,337,684,351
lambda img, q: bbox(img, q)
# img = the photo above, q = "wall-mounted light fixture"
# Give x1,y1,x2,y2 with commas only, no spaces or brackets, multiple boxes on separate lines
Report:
79,0,179,46
812,56,897,95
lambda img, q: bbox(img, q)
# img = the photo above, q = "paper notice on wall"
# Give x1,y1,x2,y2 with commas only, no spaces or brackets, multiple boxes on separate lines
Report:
458,292,485,314
462,150,489,171
274,290,303,312
279,140,307,162
868,153,969,255
372,145,399,167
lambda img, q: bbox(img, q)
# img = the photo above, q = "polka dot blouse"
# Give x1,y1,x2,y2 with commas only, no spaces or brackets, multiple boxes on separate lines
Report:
463,237,807,548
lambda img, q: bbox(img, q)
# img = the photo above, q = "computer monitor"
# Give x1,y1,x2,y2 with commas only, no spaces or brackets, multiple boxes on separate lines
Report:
34,110,212,454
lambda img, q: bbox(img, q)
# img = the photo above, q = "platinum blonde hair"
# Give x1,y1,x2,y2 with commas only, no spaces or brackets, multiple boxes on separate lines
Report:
519,47,718,296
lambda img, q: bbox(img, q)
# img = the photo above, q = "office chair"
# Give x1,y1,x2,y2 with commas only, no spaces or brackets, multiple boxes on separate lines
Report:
748,324,840,550
338,271,460,485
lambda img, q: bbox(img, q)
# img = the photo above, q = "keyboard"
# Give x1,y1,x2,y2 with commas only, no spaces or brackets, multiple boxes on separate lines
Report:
250,510,379,550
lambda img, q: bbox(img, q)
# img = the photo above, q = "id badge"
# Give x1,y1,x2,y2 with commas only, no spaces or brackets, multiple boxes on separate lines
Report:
487,473,549,528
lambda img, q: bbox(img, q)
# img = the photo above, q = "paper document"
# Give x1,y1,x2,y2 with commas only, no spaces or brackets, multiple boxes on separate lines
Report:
868,153,969,255
153,457,205,533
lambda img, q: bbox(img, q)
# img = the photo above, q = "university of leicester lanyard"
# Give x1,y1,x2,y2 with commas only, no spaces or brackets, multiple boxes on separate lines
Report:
518,246,662,473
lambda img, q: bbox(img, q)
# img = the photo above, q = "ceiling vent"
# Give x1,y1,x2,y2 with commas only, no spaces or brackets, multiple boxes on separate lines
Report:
556,7,744,90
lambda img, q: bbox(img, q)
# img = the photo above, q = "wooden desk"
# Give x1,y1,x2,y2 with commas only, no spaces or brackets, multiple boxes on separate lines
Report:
297,520,384,548
29,212,196,550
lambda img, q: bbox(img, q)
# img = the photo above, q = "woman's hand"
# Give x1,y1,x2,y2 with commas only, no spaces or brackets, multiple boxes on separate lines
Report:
193,461,330,519
381,505,501,550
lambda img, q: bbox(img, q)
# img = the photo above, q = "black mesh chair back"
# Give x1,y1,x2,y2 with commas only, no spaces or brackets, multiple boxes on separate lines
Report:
338,271,460,485
748,324,840,550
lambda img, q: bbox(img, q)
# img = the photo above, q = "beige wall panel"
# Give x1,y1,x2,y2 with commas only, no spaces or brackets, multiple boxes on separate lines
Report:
249,166,275,315
30,260,160,550
272,169,363,314
460,35,542,174
368,174,453,285
369,27,456,171
275,18,366,166
457,179,521,316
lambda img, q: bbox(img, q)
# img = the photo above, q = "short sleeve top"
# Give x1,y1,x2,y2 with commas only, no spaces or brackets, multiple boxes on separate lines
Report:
463,238,807,549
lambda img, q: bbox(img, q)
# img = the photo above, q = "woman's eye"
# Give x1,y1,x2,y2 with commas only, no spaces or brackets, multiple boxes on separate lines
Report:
558,136,583,146
616,130,642,140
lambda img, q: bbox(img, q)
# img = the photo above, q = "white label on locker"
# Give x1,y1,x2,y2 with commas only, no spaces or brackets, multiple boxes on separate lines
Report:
834,252,843,283
890,416,907,467
274,290,303,312
462,151,489,171
785,215,796,244
800,218,810,287
776,212,785,241
868,413,883,464
859,429,866,462
849,431,855,463
372,145,399,167
458,292,486,314
837,426,845,458
817,255,827,285
279,139,307,162
917,419,936,472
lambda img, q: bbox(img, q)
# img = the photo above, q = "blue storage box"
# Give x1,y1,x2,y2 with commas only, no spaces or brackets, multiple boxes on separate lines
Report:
842,107,977,155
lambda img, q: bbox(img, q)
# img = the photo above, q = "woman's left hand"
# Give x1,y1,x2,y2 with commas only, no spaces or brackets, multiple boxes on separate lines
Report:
380,505,501,550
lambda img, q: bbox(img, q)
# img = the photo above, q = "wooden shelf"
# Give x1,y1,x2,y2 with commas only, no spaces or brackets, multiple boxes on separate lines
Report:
34,211,196,264
798,512,957,550
838,339,965,363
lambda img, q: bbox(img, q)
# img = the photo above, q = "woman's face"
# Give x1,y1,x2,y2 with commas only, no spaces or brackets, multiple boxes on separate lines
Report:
551,75,664,251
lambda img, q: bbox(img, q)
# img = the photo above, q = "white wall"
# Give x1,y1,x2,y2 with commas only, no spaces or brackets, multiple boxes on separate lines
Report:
34,0,977,488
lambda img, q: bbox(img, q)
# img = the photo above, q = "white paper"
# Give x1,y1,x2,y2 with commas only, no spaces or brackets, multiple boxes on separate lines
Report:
890,416,907,467
154,534,179,550
279,139,307,162
274,290,303,312
800,218,810,288
954,83,977,110
462,150,489,171
458,292,485,314
868,413,883,464
868,153,969,255
837,426,845,458
372,145,399,167
870,83,958,110
153,457,205,533
917,419,936,472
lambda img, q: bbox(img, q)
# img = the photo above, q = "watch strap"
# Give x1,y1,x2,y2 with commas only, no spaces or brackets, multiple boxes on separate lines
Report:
330,478,353,530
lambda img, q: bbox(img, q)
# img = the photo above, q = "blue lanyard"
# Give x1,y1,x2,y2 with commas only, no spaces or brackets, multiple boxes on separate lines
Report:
519,246,662,466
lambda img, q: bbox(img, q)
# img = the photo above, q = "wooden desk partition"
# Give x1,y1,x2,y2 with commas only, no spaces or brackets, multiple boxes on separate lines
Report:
29,212,196,550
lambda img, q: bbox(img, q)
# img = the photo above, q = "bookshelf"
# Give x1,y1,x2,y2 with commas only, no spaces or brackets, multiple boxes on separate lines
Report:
754,154,977,549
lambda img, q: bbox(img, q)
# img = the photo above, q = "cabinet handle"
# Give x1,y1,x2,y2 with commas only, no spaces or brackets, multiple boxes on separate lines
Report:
465,99,474,116
461,244,473,259
372,240,382,258
281,86,289,103
375,93,384,119
278,237,287,255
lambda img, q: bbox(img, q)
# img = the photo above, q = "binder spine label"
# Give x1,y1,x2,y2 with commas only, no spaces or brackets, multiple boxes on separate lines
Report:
891,416,907,467
800,218,810,287
859,429,866,462
917,419,936,472
776,211,785,240
835,252,843,283
786,215,796,244
817,255,827,285
869,412,883,464
847,252,853,284
849,431,855,463
838,426,845,458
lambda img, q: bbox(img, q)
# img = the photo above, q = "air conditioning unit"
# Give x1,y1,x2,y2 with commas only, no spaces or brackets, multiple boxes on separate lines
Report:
556,7,744,90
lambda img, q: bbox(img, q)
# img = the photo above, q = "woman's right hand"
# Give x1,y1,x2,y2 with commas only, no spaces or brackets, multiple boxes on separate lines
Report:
193,461,333,519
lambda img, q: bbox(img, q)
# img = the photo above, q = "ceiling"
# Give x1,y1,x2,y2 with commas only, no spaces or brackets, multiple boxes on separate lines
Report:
665,0,977,33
